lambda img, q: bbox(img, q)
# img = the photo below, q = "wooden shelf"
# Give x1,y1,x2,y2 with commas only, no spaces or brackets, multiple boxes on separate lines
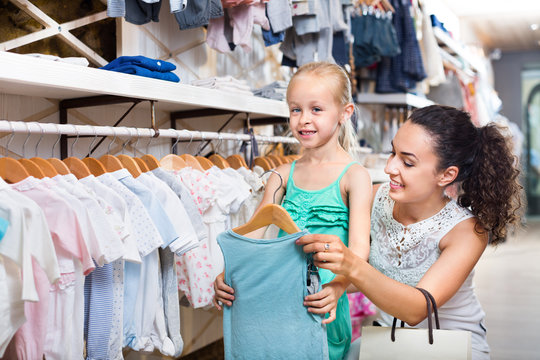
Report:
356,93,434,108
0,51,289,119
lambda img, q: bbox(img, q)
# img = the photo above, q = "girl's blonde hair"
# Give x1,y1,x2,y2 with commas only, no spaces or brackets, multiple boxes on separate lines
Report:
286,61,359,155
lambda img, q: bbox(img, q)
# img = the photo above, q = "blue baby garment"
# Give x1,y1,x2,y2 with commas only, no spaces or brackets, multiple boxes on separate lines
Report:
218,229,328,360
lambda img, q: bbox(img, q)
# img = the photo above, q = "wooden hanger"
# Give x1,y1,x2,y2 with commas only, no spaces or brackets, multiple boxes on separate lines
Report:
63,157,92,179
83,157,107,176
254,156,272,171
208,154,230,169
134,157,150,172
0,157,30,183
278,155,291,164
29,157,58,177
226,154,248,169
99,154,124,172
232,169,299,235
266,155,283,166
180,154,205,172
160,154,187,171
47,158,71,175
141,154,161,171
117,154,143,178
19,159,45,179
196,156,215,170
233,204,301,235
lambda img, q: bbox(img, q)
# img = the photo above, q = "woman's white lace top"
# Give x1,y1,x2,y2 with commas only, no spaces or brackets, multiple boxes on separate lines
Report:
369,183,490,355
369,183,474,286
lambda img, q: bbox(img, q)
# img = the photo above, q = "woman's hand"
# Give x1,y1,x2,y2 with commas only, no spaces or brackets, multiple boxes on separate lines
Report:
304,282,346,324
296,234,355,277
213,272,235,311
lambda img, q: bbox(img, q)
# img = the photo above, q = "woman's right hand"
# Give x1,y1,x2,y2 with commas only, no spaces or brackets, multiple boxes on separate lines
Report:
213,271,235,311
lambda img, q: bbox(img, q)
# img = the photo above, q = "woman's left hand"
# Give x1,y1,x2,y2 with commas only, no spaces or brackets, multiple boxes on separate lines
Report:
303,282,345,324
296,234,353,277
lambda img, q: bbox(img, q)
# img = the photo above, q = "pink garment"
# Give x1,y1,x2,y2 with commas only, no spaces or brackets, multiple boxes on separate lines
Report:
347,292,376,341
10,177,92,359
228,1,270,52
173,168,217,308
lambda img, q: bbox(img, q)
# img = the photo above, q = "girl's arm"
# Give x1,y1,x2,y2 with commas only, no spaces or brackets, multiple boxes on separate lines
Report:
213,164,291,309
303,164,372,323
297,217,488,325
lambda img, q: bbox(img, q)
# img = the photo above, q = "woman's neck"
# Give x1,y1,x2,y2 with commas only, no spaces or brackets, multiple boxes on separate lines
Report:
393,191,450,226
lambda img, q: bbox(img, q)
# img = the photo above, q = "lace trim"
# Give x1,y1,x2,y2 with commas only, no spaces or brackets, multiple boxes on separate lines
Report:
370,183,473,275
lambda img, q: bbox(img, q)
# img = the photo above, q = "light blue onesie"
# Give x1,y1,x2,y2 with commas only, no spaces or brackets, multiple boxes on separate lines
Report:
218,229,328,360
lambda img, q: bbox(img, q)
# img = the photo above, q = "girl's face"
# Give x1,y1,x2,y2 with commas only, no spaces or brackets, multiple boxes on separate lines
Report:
384,121,446,203
287,74,347,150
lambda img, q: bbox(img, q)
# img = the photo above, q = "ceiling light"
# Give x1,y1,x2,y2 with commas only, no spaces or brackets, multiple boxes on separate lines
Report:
531,24,539,31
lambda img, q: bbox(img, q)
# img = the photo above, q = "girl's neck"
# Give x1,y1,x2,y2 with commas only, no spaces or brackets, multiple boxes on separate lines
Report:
393,191,450,226
300,143,349,165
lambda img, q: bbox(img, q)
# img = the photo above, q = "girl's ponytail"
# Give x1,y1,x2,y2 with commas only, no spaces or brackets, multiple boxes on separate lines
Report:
339,105,361,158
459,124,522,244
409,105,522,245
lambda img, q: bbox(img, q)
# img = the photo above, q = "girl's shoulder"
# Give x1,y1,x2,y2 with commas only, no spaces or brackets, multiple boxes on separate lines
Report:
341,162,371,191
274,162,293,189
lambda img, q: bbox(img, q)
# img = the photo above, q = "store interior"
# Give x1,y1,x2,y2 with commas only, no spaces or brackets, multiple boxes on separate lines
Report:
1,0,539,359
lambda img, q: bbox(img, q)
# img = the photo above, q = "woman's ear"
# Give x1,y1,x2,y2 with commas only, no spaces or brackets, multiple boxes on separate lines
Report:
438,166,459,187
341,103,355,124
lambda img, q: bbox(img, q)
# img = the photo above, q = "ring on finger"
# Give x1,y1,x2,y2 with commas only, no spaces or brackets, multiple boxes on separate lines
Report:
324,243,330,252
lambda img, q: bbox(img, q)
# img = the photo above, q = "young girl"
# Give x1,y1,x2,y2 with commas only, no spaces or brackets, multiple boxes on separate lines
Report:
298,105,523,360
214,62,373,360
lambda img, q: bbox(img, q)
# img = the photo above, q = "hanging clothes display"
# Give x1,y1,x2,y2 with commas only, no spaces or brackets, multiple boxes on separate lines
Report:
0,120,295,358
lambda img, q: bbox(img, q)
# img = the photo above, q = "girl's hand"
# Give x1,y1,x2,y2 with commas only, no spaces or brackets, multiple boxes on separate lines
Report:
304,282,346,324
213,272,235,311
296,234,354,277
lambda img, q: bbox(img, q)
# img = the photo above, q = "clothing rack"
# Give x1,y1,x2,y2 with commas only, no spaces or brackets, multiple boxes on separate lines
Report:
0,120,298,144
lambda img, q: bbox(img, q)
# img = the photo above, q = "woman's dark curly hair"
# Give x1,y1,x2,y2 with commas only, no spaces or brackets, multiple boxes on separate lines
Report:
409,105,522,244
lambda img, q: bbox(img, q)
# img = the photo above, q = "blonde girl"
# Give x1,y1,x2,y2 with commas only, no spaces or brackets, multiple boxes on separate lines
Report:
215,61,372,360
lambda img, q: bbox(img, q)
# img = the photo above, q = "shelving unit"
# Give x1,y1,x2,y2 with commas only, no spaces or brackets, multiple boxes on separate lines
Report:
0,51,289,119
433,27,484,74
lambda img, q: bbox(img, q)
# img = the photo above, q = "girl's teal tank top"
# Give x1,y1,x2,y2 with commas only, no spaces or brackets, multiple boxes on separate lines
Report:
279,160,358,360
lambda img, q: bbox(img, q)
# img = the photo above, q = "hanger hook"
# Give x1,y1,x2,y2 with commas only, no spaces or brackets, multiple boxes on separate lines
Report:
217,133,223,154
52,124,61,158
107,127,117,154
133,128,141,157
171,131,181,154
196,131,205,155
146,130,153,154
121,127,131,154
88,126,98,157
260,169,283,204
22,122,31,157
70,124,80,157
34,122,44,157
5,121,15,156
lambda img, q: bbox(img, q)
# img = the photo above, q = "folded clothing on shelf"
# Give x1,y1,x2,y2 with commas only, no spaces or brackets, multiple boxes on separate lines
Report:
25,53,90,67
190,76,254,96
101,55,180,82
253,80,288,101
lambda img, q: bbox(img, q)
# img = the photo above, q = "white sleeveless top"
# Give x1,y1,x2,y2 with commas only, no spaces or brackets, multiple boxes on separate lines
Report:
369,183,490,357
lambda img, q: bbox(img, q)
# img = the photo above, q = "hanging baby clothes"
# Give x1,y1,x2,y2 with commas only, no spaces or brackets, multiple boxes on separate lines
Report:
0,178,59,358
218,229,329,360
280,161,358,360
8,176,94,360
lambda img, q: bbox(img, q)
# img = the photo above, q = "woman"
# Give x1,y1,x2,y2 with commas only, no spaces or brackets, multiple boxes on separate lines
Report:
297,105,522,359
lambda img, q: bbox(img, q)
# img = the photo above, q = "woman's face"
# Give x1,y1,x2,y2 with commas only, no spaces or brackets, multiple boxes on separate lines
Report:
384,121,445,203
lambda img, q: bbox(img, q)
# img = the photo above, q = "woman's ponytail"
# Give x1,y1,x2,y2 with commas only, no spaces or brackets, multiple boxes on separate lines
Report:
409,105,523,245
458,124,522,244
